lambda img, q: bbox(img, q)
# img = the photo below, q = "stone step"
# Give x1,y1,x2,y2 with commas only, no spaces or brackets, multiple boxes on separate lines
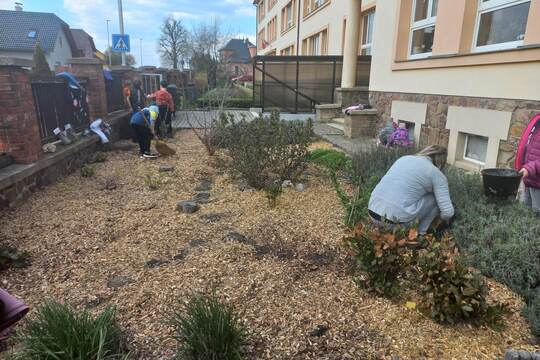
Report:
331,118,345,124
327,122,344,132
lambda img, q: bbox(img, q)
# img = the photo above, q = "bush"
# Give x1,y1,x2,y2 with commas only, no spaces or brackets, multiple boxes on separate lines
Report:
418,234,506,326
264,181,283,208
350,146,416,185
224,112,313,189
81,165,95,178
12,301,128,359
89,152,107,163
308,148,349,172
346,223,416,297
170,294,246,360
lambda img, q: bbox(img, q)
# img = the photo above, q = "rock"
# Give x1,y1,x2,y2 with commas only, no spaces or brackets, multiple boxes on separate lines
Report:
189,239,206,248
200,213,222,223
107,275,134,289
159,165,174,172
144,258,168,268
176,201,199,214
295,183,306,192
227,232,248,243
504,349,520,360
173,250,188,261
282,180,293,188
195,179,213,191
193,192,211,204
308,324,329,337
518,350,532,360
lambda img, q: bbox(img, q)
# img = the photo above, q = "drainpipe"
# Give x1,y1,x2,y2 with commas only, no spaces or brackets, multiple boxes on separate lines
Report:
341,0,362,88
296,0,301,55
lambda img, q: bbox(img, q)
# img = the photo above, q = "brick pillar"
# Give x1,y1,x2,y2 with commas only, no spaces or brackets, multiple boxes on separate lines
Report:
67,58,107,120
0,59,42,164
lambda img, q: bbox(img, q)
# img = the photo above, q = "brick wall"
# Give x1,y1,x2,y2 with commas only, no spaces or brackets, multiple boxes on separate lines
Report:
67,58,108,120
0,64,42,163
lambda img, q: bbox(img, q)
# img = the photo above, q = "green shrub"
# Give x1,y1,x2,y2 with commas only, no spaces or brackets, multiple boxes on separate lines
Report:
224,111,313,189
417,235,507,327
0,243,30,270
170,294,246,360
89,152,107,163
350,146,416,185
12,301,128,359
264,181,283,208
308,148,349,172
80,165,95,178
346,223,415,297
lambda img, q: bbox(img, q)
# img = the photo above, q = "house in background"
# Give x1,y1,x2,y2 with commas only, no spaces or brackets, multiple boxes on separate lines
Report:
0,8,80,70
219,38,257,80
70,29,105,62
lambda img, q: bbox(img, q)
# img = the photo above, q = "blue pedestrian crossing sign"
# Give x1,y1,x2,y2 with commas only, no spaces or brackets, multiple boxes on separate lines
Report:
112,34,130,52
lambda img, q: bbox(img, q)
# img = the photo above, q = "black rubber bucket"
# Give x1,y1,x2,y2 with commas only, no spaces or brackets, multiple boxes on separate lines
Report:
481,168,522,199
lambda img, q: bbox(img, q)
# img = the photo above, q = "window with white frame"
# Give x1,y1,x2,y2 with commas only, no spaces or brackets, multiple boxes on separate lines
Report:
409,0,438,58
311,33,321,55
464,134,489,164
474,0,531,52
361,11,375,55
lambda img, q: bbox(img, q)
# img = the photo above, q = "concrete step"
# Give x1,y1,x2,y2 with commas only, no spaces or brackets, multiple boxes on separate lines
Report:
331,117,345,124
327,122,344,132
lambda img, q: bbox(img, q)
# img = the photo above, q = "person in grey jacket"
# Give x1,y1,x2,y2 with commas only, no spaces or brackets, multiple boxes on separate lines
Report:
368,145,455,234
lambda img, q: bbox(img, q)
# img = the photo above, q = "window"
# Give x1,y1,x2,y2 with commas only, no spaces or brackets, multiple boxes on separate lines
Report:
27,30,37,39
258,29,266,49
464,134,489,164
258,0,266,22
281,1,296,33
268,0,278,11
361,11,375,55
267,16,278,43
409,0,439,58
280,45,295,55
474,0,531,52
303,29,328,55
303,0,329,17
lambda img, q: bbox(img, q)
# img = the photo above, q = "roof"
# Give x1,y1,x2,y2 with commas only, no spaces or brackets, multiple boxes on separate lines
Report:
219,39,255,63
70,29,97,58
0,10,78,54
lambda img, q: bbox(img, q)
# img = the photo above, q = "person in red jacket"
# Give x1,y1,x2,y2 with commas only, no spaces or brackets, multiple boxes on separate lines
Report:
516,114,540,214
147,80,174,138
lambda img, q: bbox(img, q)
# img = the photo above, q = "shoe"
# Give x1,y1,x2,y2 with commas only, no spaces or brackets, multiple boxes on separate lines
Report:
143,152,158,159
53,128,72,145
64,123,78,142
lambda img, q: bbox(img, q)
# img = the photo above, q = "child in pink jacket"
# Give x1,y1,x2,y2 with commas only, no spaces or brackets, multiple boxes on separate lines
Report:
516,114,540,213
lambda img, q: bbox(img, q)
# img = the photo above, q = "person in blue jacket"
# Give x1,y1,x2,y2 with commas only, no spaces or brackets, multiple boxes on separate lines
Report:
130,108,158,158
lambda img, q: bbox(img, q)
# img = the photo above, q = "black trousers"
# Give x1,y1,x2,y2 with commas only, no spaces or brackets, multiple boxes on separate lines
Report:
132,123,151,154
157,105,172,137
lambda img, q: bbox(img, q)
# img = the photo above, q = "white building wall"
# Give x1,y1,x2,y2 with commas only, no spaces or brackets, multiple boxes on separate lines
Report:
46,30,74,70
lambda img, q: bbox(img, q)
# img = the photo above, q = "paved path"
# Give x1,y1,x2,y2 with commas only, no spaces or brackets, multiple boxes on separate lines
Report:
313,123,375,154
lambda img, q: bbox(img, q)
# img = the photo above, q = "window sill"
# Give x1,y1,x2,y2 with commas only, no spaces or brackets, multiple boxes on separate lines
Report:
281,25,296,36
303,1,331,21
454,159,485,172
393,44,540,70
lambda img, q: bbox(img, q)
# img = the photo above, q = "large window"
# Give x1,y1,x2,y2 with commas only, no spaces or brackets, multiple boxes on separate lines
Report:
258,0,266,23
361,11,376,55
464,134,489,165
257,29,266,49
409,0,438,58
303,0,329,17
280,44,295,55
267,16,278,43
281,0,296,34
303,29,328,55
268,0,278,12
474,0,531,52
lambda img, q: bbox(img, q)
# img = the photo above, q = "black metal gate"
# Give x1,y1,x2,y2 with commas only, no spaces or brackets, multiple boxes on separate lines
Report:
31,80,90,143
253,55,371,113
106,76,124,113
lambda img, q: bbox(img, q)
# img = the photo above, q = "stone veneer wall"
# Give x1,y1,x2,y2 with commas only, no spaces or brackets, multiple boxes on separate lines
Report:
369,91,540,167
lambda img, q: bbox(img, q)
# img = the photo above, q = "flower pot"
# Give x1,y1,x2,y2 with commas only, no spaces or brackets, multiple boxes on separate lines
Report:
481,168,522,199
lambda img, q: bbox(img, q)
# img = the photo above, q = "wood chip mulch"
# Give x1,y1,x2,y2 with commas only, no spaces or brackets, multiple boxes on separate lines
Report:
0,131,535,359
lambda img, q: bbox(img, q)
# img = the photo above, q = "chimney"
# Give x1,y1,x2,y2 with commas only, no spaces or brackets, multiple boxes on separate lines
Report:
14,2,23,11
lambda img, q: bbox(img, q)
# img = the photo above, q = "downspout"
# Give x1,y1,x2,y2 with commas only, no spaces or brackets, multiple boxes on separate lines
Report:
296,0,301,55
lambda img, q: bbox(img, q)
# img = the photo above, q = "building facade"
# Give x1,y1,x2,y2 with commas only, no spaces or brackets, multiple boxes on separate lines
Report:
255,0,540,171
219,38,257,80
254,0,377,56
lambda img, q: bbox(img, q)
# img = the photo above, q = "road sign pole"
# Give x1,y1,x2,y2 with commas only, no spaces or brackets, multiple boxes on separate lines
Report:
106,20,111,66
117,0,126,66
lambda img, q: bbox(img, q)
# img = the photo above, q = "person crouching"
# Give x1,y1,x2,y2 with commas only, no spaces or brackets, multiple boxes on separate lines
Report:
130,108,158,159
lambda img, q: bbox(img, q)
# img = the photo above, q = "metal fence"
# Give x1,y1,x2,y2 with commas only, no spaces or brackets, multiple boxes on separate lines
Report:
253,55,371,113
106,76,124,113
31,80,90,143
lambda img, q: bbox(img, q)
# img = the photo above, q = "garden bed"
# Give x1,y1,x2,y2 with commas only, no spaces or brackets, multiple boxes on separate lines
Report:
0,132,536,359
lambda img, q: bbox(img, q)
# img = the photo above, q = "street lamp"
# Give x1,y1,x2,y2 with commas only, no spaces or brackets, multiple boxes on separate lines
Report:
106,19,112,66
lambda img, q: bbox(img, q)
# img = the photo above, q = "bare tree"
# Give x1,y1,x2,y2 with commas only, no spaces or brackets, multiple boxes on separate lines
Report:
159,16,189,69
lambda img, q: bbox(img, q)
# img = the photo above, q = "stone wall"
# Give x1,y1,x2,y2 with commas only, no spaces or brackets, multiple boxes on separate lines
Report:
370,91,540,167
0,110,131,209
335,86,370,108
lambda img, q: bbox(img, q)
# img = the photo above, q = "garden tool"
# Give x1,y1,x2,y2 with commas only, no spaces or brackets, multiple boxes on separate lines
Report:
155,139,176,156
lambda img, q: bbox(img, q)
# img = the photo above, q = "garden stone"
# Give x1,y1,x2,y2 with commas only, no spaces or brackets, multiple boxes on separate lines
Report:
173,249,188,261
227,232,248,244
159,165,174,172
177,201,199,214
518,350,532,360
308,324,329,337
200,213,222,223
193,192,211,204
282,180,293,188
295,183,306,192
195,179,213,191
107,275,134,289
504,349,520,360
144,258,168,268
